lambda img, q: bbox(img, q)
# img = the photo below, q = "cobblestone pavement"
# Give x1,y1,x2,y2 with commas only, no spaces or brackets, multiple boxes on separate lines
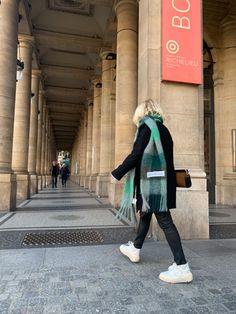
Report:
0,239,236,314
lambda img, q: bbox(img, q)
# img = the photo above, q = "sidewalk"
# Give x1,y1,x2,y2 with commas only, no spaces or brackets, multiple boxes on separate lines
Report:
0,239,236,314
0,182,236,313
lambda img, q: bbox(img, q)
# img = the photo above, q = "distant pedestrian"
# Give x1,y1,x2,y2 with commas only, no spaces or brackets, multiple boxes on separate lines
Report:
61,163,70,187
51,161,59,188
111,99,193,284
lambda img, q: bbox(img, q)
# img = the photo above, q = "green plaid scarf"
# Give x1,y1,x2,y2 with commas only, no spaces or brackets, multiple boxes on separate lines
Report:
116,115,167,224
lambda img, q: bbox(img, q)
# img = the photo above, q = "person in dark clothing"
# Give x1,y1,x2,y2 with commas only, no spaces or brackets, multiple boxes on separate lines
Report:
111,99,193,284
51,161,59,188
61,163,70,187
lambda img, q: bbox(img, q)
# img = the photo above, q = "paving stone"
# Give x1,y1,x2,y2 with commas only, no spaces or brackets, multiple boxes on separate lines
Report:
191,297,209,306
223,302,236,311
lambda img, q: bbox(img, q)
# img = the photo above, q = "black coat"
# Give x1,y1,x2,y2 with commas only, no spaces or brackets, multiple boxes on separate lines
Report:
111,121,176,210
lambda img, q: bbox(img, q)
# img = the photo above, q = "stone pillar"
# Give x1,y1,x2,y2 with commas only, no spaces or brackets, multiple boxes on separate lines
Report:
96,52,114,197
41,105,46,188
36,90,45,191
28,69,41,195
86,102,93,188
109,0,138,204
136,0,208,239
90,79,102,191
12,34,34,201
215,17,236,205
44,113,49,186
81,111,88,186
110,63,117,171
0,0,19,211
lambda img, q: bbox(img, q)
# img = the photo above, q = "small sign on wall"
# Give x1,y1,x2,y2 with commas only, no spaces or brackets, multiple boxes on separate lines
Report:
162,0,202,85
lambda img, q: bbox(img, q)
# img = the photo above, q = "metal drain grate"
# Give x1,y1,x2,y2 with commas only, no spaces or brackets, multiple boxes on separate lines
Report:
22,230,104,247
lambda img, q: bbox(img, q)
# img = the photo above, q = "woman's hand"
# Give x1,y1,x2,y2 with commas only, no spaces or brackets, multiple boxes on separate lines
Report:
110,173,118,183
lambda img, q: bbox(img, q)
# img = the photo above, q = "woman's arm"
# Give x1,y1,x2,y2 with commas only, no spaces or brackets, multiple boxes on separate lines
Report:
111,124,150,181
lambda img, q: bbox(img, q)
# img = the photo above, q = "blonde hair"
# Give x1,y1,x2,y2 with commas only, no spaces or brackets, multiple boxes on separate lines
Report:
133,99,164,126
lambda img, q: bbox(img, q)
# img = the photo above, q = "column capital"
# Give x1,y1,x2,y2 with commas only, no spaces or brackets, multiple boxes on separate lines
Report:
221,16,236,46
39,89,46,97
18,34,35,48
32,69,42,79
114,0,138,14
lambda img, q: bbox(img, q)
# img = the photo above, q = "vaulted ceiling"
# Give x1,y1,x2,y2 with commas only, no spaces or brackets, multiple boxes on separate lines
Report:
19,0,116,151
17,0,233,151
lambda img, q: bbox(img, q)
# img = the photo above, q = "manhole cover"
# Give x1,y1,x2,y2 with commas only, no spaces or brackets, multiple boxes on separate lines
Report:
22,231,104,246
209,212,230,218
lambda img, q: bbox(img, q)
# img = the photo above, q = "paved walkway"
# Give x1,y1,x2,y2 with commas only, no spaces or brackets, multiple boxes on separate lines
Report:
0,240,236,314
0,181,236,313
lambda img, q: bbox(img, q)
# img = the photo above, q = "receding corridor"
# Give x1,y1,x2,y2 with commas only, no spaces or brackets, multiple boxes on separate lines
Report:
0,181,135,249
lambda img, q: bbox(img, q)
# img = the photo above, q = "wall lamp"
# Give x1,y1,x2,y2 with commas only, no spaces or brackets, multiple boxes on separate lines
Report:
95,82,102,88
16,41,24,81
106,52,116,60
16,59,24,81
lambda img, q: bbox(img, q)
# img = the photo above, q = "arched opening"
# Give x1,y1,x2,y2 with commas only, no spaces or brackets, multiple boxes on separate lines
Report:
203,40,216,204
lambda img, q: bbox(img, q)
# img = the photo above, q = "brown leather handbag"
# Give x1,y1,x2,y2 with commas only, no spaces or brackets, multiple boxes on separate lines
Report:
175,169,192,188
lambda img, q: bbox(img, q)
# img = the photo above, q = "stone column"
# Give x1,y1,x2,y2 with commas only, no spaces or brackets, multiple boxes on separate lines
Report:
28,69,41,195
90,79,102,191
0,0,19,211
135,0,208,240
41,105,47,188
12,34,34,201
215,17,236,205
36,90,45,191
44,113,49,186
81,110,88,186
96,52,114,197
86,101,93,188
109,0,138,204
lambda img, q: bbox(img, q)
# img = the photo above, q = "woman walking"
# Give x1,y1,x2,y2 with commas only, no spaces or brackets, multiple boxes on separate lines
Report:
111,99,193,284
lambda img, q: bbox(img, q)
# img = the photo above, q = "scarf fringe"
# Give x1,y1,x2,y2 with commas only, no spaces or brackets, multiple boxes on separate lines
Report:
115,204,137,225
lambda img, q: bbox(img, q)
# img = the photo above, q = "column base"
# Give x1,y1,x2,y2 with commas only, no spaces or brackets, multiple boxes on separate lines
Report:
96,173,109,197
37,175,42,191
46,175,51,187
151,173,209,240
42,175,46,188
108,180,124,208
16,174,30,201
216,174,236,206
29,174,38,195
85,176,90,189
79,176,86,187
89,174,97,192
0,173,16,212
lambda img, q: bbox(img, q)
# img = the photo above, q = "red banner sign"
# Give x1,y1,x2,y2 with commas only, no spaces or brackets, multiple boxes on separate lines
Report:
162,0,202,84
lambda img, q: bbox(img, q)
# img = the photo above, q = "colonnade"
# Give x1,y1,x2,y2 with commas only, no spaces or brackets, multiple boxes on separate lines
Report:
70,0,138,207
0,1,56,211
0,0,220,240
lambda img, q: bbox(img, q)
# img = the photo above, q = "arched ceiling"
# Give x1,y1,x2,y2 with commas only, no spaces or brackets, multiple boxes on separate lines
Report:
19,0,116,151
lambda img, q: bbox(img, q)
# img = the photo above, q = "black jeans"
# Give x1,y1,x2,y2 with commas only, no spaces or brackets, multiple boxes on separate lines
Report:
62,175,67,186
51,175,58,188
134,211,187,265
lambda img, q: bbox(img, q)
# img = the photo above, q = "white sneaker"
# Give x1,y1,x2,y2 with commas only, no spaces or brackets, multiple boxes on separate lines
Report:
159,262,193,284
119,241,140,263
